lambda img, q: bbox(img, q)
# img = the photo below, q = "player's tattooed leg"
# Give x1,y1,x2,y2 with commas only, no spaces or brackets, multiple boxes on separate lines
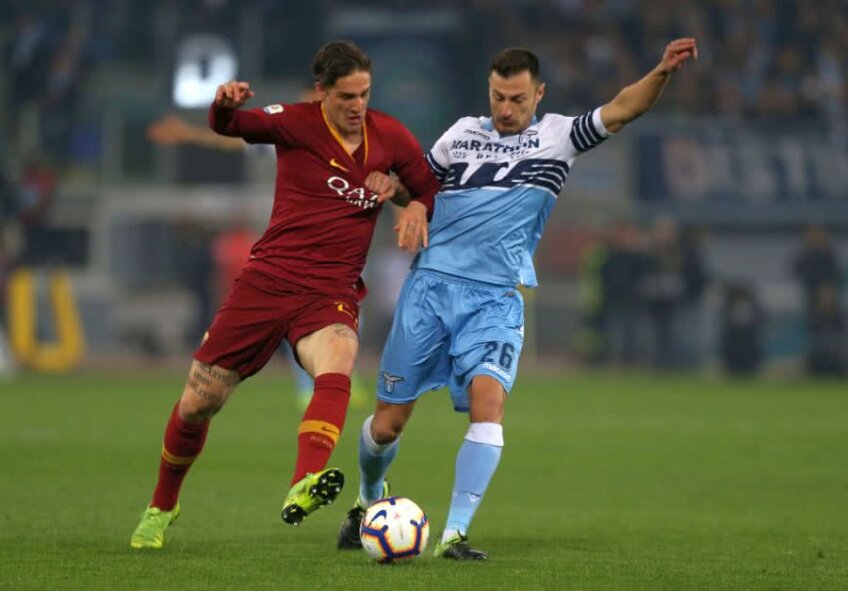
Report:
181,361,240,420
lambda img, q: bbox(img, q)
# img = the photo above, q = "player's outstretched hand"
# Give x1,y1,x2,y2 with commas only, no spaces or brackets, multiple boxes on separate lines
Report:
215,81,255,109
659,38,698,74
365,171,398,203
394,201,428,253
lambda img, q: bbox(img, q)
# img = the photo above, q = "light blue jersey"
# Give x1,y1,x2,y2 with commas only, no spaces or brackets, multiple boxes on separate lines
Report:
379,107,611,407
417,108,610,287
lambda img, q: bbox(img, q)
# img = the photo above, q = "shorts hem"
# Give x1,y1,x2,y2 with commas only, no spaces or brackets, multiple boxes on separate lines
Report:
464,368,515,395
191,352,248,380
376,394,421,405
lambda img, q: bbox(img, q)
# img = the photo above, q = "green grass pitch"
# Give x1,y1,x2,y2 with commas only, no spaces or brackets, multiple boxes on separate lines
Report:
1,371,846,589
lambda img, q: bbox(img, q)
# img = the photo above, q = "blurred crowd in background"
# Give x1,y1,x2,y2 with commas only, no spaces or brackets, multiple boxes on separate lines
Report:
493,0,848,123
2,0,846,171
1,0,846,377
578,221,845,376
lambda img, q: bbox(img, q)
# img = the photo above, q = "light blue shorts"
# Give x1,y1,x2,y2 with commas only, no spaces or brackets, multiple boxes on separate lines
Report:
376,269,525,412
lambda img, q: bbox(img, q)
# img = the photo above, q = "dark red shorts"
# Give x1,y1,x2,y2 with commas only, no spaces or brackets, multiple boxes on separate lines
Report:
194,269,360,378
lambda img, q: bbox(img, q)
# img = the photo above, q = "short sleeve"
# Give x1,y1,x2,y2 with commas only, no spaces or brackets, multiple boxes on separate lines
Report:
568,107,611,153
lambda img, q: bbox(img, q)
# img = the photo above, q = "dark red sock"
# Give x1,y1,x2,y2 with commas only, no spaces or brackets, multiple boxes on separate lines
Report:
150,402,210,510
291,373,351,485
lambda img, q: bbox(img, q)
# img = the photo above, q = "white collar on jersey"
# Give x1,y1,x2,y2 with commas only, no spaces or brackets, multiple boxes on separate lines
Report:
481,115,539,137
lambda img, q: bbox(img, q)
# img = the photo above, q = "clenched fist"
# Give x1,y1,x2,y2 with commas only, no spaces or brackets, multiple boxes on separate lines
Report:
215,81,256,109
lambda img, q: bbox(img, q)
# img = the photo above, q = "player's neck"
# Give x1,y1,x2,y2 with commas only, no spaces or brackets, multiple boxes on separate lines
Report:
336,130,363,155
337,127,363,143
321,103,364,154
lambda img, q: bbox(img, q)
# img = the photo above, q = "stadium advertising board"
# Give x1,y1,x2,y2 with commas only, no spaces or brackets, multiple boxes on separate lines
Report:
634,123,848,223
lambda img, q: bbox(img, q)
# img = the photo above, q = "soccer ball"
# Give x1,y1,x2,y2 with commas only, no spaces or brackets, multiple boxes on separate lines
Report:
359,496,429,563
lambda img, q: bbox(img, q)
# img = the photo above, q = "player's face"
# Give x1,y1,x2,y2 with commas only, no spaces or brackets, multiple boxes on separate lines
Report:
489,71,545,135
319,70,371,137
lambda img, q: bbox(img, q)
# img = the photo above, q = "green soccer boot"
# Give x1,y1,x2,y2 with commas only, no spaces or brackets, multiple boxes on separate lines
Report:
130,504,181,549
281,468,345,525
337,481,391,550
434,531,488,561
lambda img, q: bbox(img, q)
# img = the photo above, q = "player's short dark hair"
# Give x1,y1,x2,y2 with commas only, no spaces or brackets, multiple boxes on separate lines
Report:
312,41,372,88
490,48,541,82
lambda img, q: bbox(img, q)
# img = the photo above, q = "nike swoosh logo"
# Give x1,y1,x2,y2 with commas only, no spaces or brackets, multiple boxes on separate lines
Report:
329,158,349,172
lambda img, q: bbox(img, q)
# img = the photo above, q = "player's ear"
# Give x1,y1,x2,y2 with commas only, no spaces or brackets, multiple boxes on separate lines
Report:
536,82,545,103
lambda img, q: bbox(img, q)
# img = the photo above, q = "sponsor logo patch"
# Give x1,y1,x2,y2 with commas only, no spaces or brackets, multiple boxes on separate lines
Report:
263,104,284,114
481,362,512,382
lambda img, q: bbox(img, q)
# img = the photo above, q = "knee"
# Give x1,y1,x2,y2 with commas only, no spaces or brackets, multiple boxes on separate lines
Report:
179,385,226,421
328,338,358,376
304,338,358,377
470,396,504,423
370,413,405,445
469,377,506,424
331,353,356,378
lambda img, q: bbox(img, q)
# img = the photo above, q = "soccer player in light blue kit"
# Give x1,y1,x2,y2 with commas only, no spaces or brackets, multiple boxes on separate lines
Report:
338,38,698,559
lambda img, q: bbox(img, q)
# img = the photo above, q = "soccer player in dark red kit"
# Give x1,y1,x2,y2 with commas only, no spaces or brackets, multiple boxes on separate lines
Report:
130,40,439,549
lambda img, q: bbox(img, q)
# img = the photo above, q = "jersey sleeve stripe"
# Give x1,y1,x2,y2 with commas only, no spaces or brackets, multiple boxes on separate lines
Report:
570,111,607,153
581,114,602,143
570,114,590,150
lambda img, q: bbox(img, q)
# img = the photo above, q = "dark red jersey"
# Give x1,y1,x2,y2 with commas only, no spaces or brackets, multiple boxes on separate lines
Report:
208,101,439,296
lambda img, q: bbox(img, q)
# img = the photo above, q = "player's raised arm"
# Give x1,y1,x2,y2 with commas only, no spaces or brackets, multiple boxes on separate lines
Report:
600,38,697,134
208,80,279,144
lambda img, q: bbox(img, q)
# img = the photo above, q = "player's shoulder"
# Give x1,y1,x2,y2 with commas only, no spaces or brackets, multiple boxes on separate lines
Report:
537,113,574,133
366,108,413,134
454,115,486,127
453,116,487,132
434,116,487,142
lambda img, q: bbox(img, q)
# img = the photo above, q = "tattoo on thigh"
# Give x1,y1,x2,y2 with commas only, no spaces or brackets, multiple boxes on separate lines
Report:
332,323,358,340
191,369,213,387
188,378,223,404
196,362,238,386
